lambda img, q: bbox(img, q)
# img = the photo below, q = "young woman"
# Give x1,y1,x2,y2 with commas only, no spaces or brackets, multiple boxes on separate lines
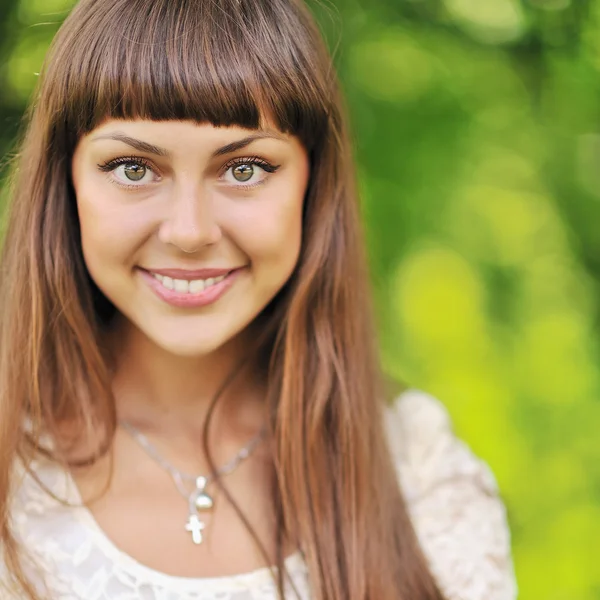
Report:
0,0,517,599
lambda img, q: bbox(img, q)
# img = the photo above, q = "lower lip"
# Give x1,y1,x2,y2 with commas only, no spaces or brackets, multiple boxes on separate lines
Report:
138,268,241,308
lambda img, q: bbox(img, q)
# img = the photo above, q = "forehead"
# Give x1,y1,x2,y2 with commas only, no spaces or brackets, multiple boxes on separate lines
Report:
79,117,289,147
73,118,308,168
89,114,280,136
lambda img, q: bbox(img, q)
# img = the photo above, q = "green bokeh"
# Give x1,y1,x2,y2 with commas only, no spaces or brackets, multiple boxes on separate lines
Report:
1,0,598,598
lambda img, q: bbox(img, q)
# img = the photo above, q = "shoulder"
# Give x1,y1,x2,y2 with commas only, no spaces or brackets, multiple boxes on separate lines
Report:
383,389,518,600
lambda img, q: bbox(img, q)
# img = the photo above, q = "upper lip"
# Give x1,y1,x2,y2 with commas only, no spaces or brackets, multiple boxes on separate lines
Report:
142,267,240,280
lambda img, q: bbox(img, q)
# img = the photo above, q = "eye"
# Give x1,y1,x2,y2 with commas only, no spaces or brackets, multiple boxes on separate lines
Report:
221,157,280,188
97,157,160,188
120,163,148,182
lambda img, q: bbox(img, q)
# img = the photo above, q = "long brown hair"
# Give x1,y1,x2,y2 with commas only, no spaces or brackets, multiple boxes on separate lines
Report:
0,1,446,599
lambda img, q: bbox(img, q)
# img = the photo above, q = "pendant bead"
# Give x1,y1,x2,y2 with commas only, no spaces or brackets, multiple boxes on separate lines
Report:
192,476,214,511
195,493,214,510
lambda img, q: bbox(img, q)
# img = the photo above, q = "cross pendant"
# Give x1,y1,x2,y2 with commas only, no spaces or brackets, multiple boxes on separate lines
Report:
185,513,206,545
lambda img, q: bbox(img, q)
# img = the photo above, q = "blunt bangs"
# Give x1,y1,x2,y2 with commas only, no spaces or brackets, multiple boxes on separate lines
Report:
46,0,331,151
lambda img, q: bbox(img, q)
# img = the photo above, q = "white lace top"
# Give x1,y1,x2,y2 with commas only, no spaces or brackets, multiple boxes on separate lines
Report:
4,389,518,600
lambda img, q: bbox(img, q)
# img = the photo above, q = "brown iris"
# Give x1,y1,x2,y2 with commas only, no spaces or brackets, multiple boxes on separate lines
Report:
232,164,254,182
123,164,146,181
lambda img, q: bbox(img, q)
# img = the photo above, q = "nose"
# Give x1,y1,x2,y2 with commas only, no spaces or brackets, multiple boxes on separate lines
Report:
158,183,221,253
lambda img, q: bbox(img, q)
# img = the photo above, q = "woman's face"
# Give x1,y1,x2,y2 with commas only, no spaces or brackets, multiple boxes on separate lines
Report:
71,119,310,357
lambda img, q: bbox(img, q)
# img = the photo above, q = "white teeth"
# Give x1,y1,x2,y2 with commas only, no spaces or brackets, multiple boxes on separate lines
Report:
189,279,205,294
151,273,227,294
174,279,189,293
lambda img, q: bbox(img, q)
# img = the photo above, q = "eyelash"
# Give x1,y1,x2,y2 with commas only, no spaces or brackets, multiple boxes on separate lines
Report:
96,155,281,190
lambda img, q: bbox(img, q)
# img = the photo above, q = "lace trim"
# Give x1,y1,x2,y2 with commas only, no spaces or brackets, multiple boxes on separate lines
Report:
7,389,518,600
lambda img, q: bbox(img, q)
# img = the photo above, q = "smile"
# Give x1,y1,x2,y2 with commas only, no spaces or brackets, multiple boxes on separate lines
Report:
139,268,241,308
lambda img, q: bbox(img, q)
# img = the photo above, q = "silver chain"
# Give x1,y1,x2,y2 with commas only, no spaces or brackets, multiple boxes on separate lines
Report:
120,419,267,545
120,420,267,494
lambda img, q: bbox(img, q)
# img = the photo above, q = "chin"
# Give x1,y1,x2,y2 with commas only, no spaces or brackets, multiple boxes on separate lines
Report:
147,330,235,358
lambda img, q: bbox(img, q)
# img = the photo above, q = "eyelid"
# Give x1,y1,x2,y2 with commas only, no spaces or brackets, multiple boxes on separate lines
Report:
98,154,278,175
219,155,280,175
97,155,159,174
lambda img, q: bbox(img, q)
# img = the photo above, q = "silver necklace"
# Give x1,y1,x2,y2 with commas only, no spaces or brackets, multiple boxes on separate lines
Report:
120,420,266,545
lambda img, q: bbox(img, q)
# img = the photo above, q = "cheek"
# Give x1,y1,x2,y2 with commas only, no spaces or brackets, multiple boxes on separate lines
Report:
75,186,155,270
242,161,308,269
231,186,304,275
76,194,126,274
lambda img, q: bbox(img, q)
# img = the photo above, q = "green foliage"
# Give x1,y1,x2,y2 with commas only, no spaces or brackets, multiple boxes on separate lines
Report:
1,0,598,598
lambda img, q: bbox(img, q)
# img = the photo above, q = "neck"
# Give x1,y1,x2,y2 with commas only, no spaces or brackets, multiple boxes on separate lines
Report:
105,314,267,443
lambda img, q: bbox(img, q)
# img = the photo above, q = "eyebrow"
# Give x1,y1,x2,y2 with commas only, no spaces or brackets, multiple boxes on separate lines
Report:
91,130,287,158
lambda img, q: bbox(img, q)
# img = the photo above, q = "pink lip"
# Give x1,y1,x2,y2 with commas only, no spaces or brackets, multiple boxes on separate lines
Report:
138,267,242,308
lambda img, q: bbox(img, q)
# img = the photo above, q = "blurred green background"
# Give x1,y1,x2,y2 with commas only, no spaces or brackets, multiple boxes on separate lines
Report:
1,0,598,598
